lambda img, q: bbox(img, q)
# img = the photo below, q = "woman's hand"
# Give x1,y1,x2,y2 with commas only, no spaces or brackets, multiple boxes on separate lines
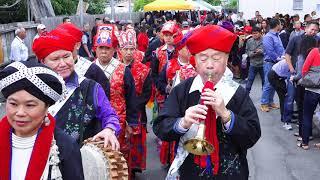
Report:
93,128,120,151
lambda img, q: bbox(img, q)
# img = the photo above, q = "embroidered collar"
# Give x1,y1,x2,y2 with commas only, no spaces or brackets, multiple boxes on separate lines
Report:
95,57,114,69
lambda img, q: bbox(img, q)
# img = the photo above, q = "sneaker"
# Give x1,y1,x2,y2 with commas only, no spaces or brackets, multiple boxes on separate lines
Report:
260,104,270,112
283,123,293,130
297,136,314,141
269,103,280,109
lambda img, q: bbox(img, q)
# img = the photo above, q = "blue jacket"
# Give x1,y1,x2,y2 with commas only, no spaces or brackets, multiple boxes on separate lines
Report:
263,30,285,62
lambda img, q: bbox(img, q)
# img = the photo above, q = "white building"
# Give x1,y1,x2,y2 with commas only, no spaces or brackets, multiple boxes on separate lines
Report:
239,0,320,20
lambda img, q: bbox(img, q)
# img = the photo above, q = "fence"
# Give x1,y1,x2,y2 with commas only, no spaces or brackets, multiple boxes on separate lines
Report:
0,12,144,63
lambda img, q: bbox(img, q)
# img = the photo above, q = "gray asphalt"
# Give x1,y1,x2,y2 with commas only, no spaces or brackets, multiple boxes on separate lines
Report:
1,76,320,180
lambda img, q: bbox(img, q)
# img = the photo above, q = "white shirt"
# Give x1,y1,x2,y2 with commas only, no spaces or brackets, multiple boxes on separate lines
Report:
10,36,28,61
11,133,37,180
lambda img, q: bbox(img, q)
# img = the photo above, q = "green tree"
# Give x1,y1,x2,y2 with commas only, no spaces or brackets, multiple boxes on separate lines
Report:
133,0,154,12
225,0,238,9
52,0,107,15
204,0,222,6
0,0,27,24
86,0,106,14
51,0,78,15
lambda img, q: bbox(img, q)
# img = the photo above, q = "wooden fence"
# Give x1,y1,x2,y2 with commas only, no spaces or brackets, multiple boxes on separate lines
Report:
0,12,144,63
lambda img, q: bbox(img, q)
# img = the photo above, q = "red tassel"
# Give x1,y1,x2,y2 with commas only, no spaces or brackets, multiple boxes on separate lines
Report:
194,80,220,175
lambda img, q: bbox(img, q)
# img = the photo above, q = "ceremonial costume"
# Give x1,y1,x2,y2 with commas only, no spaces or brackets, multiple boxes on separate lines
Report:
153,25,261,180
118,29,152,171
75,56,110,97
32,29,121,143
0,61,84,180
151,21,180,108
93,24,138,168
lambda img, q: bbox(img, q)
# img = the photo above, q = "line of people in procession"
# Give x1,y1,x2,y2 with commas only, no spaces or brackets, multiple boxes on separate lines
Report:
2,8,319,180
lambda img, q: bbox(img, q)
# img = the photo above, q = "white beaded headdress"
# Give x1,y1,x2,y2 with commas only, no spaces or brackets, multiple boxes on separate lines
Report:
0,62,65,103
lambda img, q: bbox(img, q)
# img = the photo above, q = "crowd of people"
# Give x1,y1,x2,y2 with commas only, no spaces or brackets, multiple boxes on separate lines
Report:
2,8,320,180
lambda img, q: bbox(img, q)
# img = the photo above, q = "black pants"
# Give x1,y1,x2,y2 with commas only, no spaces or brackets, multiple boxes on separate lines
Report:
295,84,306,136
268,70,286,121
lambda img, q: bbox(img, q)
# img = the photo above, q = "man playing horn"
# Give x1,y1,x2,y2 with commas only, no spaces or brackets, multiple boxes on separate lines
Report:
153,25,261,180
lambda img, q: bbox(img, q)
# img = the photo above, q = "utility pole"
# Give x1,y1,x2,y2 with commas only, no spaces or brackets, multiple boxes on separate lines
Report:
80,0,83,27
129,0,132,20
27,0,31,21
110,0,115,20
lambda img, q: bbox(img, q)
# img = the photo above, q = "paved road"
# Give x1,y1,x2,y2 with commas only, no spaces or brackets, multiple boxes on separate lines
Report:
136,76,320,180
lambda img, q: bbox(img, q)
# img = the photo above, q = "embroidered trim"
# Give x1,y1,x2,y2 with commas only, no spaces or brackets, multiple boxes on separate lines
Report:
75,57,92,77
101,58,120,79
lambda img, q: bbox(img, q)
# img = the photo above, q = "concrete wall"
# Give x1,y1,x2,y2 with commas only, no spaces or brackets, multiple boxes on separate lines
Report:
239,0,320,20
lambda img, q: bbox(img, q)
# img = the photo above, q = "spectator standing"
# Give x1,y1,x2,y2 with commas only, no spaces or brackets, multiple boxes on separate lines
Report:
91,17,103,45
284,21,319,130
33,24,47,42
260,18,284,112
299,47,320,150
245,27,264,93
79,23,92,58
261,19,269,35
268,59,292,129
62,16,71,23
9,27,28,62
289,21,304,40
289,36,317,138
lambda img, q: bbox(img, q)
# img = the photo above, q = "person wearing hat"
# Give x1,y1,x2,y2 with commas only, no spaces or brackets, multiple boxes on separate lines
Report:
118,28,152,175
56,23,111,98
0,61,84,180
93,24,138,165
33,24,47,42
32,28,121,150
152,21,180,109
153,25,261,180
157,30,196,100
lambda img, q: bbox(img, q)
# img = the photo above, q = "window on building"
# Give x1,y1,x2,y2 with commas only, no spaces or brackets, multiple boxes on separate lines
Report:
293,0,303,10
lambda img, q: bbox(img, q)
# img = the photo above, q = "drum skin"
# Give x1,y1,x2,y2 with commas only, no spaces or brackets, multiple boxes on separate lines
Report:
81,138,129,180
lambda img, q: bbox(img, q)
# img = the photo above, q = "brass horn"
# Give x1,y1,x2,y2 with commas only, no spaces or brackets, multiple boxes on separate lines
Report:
183,73,214,156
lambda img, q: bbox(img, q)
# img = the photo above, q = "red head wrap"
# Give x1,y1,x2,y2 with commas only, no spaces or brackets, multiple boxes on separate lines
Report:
32,29,76,61
56,23,83,42
186,25,237,55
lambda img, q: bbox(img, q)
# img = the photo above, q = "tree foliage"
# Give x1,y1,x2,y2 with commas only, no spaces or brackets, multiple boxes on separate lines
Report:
133,0,154,12
225,0,238,9
204,0,222,6
51,0,78,15
86,0,106,14
0,0,27,24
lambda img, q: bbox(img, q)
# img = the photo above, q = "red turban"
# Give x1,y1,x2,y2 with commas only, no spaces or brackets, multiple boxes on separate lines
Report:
56,23,83,42
32,29,76,61
186,25,237,55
